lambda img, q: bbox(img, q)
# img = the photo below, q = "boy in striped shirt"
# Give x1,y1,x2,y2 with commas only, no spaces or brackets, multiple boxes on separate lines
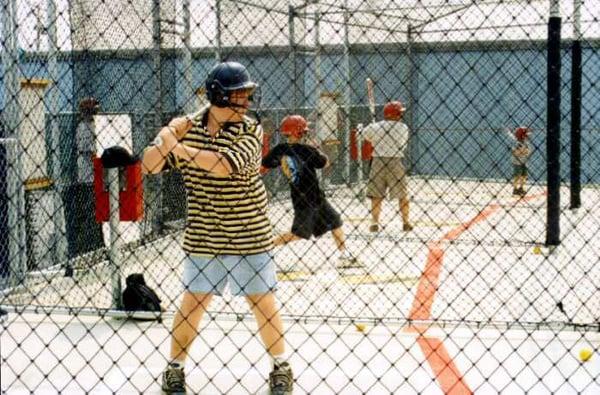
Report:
143,62,293,395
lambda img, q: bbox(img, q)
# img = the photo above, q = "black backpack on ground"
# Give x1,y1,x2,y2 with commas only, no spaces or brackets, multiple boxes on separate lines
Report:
122,273,162,313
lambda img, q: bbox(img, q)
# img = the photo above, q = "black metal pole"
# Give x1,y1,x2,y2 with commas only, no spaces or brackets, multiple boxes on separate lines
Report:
570,0,582,210
570,39,581,210
546,8,561,246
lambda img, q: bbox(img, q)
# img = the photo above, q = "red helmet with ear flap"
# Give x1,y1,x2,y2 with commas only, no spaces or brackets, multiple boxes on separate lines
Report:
515,126,530,141
383,101,405,120
79,97,100,115
280,115,309,139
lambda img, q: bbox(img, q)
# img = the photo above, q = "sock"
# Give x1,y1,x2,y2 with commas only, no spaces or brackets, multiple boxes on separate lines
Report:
271,352,288,368
169,360,185,369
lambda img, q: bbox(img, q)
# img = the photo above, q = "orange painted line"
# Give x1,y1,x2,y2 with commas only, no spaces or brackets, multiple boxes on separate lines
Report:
417,336,473,395
406,190,548,394
409,242,445,321
519,191,548,202
409,203,501,321
407,205,500,394
442,204,500,242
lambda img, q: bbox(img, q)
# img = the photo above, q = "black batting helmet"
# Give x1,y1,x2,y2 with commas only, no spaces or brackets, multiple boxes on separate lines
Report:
205,62,257,108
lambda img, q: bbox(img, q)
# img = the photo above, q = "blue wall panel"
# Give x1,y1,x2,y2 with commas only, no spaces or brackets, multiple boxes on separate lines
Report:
0,144,8,280
1,46,599,183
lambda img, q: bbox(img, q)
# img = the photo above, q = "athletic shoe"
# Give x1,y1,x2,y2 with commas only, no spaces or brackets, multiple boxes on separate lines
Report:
162,365,186,394
337,255,364,269
269,361,293,395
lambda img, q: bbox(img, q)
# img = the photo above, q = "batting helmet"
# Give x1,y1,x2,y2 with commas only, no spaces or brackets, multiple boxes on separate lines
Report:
79,97,100,116
101,145,138,169
383,101,405,120
515,126,530,141
280,115,309,139
205,62,258,108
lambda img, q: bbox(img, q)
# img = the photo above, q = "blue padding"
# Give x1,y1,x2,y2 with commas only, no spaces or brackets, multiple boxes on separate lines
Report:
0,144,8,279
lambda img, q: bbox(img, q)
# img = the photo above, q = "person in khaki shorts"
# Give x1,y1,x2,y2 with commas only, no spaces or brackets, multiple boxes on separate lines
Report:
361,100,413,232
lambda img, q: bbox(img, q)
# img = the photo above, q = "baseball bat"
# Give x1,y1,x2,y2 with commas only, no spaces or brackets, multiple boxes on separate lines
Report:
366,78,376,122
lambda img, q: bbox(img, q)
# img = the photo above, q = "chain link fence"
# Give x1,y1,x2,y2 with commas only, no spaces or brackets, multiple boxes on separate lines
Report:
2,0,600,393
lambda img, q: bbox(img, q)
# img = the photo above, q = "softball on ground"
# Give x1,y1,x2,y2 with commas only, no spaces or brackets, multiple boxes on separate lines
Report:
533,245,542,255
579,348,593,362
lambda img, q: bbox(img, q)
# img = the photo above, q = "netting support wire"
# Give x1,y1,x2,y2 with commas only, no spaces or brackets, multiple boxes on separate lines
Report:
151,0,164,233
314,7,321,129
341,2,351,183
411,2,475,31
569,0,582,210
108,168,123,310
288,5,298,112
314,7,327,185
546,0,561,246
406,24,416,173
46,0,69,273
0,305,162,321
215,0,222,61
3,304,600,333
0,139,26,288
1,0,27,285
182,0,194,114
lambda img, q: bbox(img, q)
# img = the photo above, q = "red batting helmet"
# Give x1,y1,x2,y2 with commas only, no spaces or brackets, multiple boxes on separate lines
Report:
383,101,405,120
280,115,309,139
515,126,530,141
79,97,100,116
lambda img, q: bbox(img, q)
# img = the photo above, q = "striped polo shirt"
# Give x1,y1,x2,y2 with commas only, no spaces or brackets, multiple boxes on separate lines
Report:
165,108,273,256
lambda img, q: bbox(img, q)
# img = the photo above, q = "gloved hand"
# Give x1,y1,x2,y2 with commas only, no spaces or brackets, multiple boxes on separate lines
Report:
356,123,364,137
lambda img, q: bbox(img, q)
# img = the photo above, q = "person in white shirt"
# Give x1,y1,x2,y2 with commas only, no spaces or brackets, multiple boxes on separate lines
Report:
361,101,413,232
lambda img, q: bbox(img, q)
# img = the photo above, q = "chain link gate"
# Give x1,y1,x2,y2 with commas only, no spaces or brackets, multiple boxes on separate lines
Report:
2,0,600,393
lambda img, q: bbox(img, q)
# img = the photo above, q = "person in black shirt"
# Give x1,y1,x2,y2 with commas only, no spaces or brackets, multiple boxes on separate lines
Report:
262,115,361,269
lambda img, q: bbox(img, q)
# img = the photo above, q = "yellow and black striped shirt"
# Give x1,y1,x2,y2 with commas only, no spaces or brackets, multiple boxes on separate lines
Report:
165,108,273,255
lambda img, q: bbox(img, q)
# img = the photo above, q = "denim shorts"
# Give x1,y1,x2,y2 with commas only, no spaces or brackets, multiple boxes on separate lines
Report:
182,252,277,296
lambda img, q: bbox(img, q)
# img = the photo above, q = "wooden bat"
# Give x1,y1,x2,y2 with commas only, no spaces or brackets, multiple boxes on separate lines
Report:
366,78,376,122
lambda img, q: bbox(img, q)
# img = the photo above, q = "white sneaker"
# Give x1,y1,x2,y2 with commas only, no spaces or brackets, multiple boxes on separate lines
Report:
337,253,363,269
